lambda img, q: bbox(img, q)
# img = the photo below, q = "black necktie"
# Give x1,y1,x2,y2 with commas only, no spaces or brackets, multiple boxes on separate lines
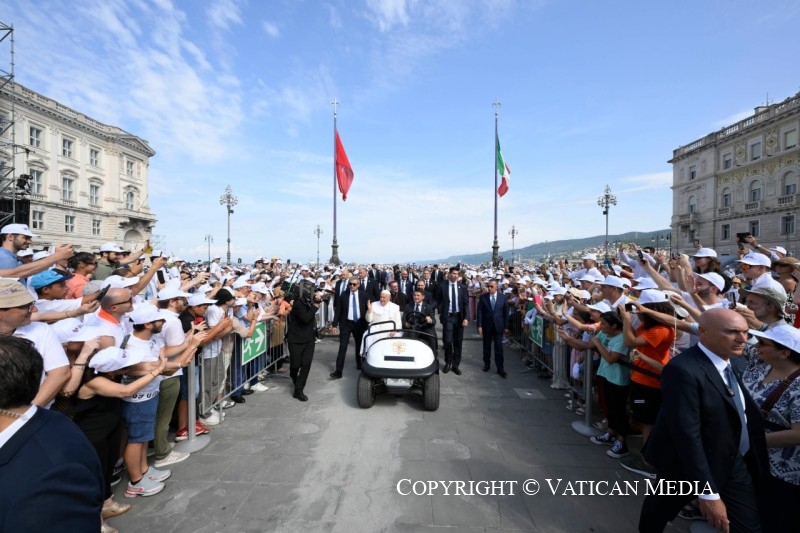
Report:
451,283,457,313
416,304,421,313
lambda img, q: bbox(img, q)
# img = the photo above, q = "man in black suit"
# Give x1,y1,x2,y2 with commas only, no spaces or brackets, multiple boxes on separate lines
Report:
333,269,352,297
358,267,380,303
404,288,437,352
438,266,469,375
331,277,368,378
0,336,104,532
414,279,435,307
388,280,408,312
476,280,510,377
639,308,768,532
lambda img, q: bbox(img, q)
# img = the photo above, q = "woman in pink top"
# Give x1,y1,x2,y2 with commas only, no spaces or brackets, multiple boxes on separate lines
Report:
66,252,98,299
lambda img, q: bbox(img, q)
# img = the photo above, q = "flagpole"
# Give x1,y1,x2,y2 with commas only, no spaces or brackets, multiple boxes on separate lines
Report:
330,98,340,265
491,99,501,267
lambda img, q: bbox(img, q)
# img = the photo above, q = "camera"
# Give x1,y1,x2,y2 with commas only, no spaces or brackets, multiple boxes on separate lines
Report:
736,232,751,243
637,250,644,261
624,302,636,312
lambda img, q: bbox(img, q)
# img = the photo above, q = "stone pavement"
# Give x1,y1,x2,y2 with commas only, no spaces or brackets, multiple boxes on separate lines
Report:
111,336,693,533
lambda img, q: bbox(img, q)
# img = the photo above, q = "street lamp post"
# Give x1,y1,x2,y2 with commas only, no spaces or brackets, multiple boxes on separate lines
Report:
314,225,323,268
219,185,238,266
597,185,617,265
204,234,213,264
508,225,518,265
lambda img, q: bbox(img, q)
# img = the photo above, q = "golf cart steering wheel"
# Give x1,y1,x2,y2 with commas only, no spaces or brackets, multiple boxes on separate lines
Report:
405,310,428,329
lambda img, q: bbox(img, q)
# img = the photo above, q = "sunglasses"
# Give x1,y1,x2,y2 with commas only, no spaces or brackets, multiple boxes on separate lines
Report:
349,283,359,286
740,264,750,271
112,299,132,306
9,302,35,311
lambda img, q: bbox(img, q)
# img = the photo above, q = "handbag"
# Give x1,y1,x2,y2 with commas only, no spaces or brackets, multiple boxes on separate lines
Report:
759,367,800,432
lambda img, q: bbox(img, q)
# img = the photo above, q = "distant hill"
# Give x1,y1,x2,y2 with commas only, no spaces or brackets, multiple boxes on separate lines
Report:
421,230,672,264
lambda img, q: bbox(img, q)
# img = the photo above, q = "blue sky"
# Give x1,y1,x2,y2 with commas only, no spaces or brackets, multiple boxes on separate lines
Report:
5,0,800,263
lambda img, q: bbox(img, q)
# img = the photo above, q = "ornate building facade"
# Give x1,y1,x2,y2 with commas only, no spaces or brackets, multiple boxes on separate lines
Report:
0,82,156,251
670,92,800,257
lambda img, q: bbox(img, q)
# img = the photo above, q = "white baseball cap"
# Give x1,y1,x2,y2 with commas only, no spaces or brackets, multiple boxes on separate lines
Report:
749,325,800,353
102,275,139,289
128,305,168,325
157,287,192,300
0,223,37,237
693,247,717,258
188,293,216,306
99,242,124,253
738,253,771,267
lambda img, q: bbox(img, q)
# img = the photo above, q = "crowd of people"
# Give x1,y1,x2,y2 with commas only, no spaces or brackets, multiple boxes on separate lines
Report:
0,219,798,532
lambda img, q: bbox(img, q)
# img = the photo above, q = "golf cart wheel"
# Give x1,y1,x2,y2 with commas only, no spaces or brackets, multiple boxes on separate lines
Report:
357,373,376,408
423,373,440,411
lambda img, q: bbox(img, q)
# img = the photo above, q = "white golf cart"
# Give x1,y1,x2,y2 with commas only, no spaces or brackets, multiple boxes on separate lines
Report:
356,315,440,411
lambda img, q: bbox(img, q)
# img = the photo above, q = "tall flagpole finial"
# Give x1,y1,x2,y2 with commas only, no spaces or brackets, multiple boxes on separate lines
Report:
492,99,501,118
332,98,339,119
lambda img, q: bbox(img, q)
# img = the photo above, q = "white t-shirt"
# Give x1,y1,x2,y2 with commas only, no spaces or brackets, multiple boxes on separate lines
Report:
84,311,128,346
34,298,82,314
14,322,70,408
202,305,224,359
155,310,184,378
121,335,161,403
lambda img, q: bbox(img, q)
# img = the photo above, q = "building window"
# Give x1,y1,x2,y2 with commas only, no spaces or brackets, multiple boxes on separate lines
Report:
749,220,760,238
31,211,44,230
125,191,135,210
785,183,797,196
785,129,798,150
750,141,762,161
688,230,696,245
126,161,134,177
721,224,731,240
689,165,697,180
62,138,73,158
688,195,697,214
722,188,732,207
65,215,75,233
29,126,42,148
89,184,100,206
89,148,100,167
722,153,732,169
782,215,795,236
92,219,101,236
62,177,74,201
750,182,762,202
29,170,43,195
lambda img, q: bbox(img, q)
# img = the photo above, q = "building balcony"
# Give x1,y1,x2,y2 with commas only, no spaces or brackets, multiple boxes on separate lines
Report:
717,207,731,217
745,201,761,212
61,198,77,207
778,194,798,207
678,213,696,227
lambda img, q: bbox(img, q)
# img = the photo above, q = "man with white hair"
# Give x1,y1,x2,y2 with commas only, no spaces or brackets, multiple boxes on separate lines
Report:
364,290,403,351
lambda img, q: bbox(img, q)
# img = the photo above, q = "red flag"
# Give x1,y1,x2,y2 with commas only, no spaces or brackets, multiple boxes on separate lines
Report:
335,129,354,201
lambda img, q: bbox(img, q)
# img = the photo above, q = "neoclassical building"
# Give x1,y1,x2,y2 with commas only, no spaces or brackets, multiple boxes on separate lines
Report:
670,92,800,257
0,81,156,251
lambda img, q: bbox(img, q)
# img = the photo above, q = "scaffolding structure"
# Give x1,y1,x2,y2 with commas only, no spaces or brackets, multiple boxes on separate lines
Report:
0,21,28,227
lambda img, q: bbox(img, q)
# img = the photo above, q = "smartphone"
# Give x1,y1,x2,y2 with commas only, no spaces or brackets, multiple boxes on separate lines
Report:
637,250,645,260
737,242,745,251
156,270,165,284
736,232,751,243
92,285,110,302
725,292,737,306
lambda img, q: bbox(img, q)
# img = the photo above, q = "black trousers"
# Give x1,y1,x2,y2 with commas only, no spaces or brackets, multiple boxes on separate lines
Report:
288,341,315,393
482,326,504,371
336,319,365,373
639,454,762,533
442,313,464,367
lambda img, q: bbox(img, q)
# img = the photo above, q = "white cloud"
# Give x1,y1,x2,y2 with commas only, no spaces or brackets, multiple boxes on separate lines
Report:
365,0,414,31
712,109,753,129
262,20,280,38
206,0,244,30
618,171,673,193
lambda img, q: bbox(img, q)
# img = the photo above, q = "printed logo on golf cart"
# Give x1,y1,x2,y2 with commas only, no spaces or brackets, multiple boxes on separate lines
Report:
396,479,714,497
391,340,406,354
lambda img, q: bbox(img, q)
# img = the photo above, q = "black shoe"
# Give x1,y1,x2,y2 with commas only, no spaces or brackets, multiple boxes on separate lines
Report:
498,370,507,378
443,363,451,373
293,390,308,402
330,372,342,379
483,363,490,372
241,388,254,396
452,366,462,375
231,396,245,404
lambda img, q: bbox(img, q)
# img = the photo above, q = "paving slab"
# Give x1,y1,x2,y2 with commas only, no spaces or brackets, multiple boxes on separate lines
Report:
110,334,691,532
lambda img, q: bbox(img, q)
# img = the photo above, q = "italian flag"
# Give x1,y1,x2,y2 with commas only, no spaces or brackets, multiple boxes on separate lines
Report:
496,135,510,197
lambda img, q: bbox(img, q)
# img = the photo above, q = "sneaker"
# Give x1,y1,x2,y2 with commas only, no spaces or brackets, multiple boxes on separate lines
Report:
250,382,271,392
606,440,629,458
110,473,122,487
592,419,608,431
174,427,189,441
154,450,190,468
590,432,615,446
575,406,585,415
125,477,165,498
195,420,210,435
145,466,171,482
220,399,235,409
146,448,155,458
202,408,224,426
678,502,706,521
620,455,657,479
